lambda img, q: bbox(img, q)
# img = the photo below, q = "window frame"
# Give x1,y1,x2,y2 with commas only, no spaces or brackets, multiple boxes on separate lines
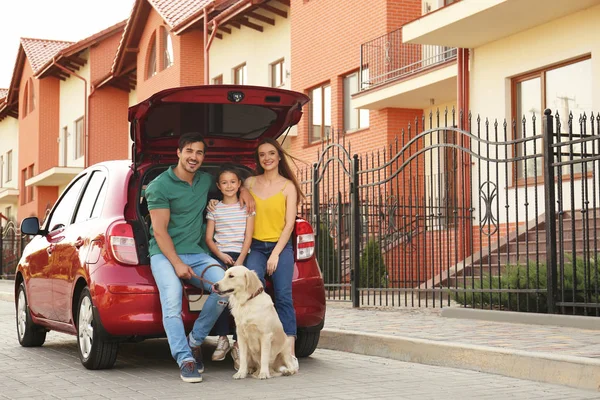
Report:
22,81,29,117
270,59,285,88
20,169,27,205
44,174,88,233
6,150,12,183
343,71,370,133
74,170,108,223
27,165,34,202
74,117,84,159
233,63,247,85
511,55,592,186
162,27,174,70
308,83,331,144
146,32,157,79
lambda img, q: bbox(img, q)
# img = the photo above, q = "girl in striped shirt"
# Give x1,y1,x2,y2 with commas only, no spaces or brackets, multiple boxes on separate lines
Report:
205,164,255,365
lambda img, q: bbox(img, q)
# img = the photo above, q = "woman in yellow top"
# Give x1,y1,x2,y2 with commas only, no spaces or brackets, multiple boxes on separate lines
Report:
236,137,303,368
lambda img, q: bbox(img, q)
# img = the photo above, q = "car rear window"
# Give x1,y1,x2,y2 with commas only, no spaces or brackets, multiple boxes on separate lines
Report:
143,102,280,140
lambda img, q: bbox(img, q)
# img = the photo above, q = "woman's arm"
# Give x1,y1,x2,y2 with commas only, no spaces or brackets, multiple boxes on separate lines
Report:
235,213,255,266
266,181,297,275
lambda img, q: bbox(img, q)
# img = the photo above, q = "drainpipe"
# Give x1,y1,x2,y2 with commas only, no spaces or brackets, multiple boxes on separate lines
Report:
52,58,90,168
456,48,471,261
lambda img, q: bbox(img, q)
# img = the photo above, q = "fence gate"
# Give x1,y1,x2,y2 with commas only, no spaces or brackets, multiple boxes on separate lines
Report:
1,221,20,279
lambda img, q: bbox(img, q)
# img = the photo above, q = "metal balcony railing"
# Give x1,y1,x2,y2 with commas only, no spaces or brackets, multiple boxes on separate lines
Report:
360,28,457,91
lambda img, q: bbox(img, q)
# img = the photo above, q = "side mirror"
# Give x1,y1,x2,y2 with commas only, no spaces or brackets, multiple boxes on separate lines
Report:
20,217,41,236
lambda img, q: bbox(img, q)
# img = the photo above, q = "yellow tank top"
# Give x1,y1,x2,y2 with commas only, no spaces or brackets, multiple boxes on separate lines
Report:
251,179,287,242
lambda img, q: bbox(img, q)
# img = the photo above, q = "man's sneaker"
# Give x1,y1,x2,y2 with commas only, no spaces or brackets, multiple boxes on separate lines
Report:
231,342,240,371
180,361,202,383
212,336,231,361
188,334,205,373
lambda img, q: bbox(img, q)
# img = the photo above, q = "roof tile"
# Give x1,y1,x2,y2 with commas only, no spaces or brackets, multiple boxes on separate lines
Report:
147,0,212,28
20,38,74,75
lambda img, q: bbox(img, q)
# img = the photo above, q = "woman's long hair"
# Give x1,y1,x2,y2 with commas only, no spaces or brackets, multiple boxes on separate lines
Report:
254,138,305,200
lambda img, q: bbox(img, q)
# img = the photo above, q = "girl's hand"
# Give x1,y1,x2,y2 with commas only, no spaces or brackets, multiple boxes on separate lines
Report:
207,199,219,212
266,254,279,275
219,252,234,266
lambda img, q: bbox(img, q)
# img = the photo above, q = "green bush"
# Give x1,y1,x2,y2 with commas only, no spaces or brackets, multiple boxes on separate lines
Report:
452,254,600,312
317,224,340,285
359,240,388,288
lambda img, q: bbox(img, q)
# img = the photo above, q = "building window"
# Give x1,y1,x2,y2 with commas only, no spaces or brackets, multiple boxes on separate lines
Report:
22,81,29,117
163,27,173,69
20,169,27,205
309,84,331,143
271,59,285,88
75,117,84,159
29,78,35,113
212,75,223,85
6,150,12,182
234,63,247,85
28,165,34,201
513,57,591,179
147,33,157,79
343,72,370,132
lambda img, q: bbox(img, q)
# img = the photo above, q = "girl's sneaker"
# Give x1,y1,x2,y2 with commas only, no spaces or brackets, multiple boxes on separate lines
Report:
230,342,240,371
212,336,231,361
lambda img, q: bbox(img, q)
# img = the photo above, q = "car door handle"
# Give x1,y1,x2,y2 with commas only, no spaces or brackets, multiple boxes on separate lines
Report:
74,238,84,249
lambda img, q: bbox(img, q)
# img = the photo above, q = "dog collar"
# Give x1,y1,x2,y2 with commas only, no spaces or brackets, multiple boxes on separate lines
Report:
247,287,264,302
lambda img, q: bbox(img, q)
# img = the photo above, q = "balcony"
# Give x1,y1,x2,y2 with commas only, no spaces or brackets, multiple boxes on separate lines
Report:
0,188,19,205
25,167,83,187
403,0,600,48
354,28,457,110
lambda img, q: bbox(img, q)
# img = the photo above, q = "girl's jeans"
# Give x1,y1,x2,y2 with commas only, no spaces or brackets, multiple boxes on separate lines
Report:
246,239,296,337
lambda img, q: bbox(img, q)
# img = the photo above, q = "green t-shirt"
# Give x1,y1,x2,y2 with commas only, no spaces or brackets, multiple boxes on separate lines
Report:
145,166,214,257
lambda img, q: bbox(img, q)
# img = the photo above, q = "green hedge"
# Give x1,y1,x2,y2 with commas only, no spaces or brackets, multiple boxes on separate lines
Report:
359,240,388,288
317,224,340,285
452,254,600,312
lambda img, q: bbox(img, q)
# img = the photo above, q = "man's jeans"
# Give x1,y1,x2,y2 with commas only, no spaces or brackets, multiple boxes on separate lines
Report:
150,253,227,367
245,240,296,336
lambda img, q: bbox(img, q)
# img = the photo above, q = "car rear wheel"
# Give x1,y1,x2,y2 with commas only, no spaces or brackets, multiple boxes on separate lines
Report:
16,283,47,347
77,287,119,369
295,330,320,358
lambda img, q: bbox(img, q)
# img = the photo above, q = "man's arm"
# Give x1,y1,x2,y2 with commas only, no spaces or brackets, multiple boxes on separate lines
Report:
149,208,194,280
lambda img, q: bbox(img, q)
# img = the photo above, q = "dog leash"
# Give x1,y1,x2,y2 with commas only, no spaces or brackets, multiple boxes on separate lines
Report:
181,263,226,303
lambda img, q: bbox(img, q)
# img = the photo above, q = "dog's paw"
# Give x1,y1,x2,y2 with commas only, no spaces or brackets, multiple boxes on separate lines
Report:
233,371,247,380
280,367,295,376
257,371,270,380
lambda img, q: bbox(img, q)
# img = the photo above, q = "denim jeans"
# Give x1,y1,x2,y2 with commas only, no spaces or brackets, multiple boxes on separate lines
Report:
245,239,296,336
213,251,239,337
150,253,227,367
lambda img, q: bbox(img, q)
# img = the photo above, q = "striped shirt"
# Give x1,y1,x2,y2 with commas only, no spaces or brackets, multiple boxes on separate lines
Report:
206,201,250,253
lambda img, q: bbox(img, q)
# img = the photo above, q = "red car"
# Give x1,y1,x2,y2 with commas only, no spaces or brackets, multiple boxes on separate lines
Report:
15,85,325,370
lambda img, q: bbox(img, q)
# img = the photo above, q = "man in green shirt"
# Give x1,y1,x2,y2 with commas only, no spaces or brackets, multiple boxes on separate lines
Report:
145,132,254,383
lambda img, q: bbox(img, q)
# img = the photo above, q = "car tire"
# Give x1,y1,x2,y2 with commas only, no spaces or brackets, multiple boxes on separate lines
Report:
77,287,119,370
16,282,47,347
295,330,320,358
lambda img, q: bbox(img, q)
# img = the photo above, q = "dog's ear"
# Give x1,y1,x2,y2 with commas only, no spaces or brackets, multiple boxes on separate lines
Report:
244,268,263,295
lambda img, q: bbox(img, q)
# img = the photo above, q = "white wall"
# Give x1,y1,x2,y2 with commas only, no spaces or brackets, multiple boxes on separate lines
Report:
468,5,600,225
59,50,90,168
0,115,19,218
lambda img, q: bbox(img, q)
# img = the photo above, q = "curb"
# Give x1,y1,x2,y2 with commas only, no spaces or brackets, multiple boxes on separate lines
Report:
319,329,600,392
441,307,600,330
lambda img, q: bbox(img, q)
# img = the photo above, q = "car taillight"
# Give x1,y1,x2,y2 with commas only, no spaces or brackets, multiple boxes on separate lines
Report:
295,219,315,260
107,221,139,265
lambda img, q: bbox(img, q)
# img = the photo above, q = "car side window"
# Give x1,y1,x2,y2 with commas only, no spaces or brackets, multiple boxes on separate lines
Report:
46,175,87,232
75,171,107,223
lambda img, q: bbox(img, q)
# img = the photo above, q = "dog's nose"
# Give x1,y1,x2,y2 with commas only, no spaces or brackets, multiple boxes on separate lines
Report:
213,283,219,290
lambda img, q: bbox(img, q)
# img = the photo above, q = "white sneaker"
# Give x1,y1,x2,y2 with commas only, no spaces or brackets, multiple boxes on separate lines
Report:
292,356,299,371
212,336,231,361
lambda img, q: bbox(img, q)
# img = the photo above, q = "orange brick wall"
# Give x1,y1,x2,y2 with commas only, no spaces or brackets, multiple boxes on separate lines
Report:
289,0,422,165
88,86,130,165
179,30,204,87
90,30,124,84
17,59,61,221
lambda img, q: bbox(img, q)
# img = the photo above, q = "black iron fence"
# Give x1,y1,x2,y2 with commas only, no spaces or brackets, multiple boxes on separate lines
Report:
359,27,457,90
298,109,600,315
1,220,27,279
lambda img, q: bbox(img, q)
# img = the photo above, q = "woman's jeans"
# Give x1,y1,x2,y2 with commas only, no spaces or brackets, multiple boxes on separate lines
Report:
150,253,227,367
213,251,239,337
246,239,296,337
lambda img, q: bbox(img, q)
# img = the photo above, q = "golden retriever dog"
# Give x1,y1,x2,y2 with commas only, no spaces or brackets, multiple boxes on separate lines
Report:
213,266,298,380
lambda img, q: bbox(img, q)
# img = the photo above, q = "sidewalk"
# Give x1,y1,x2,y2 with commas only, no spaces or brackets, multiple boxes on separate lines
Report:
1,278,599,392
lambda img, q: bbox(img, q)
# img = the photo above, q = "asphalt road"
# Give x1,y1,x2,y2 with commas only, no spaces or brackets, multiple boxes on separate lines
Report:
0,301,598,400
